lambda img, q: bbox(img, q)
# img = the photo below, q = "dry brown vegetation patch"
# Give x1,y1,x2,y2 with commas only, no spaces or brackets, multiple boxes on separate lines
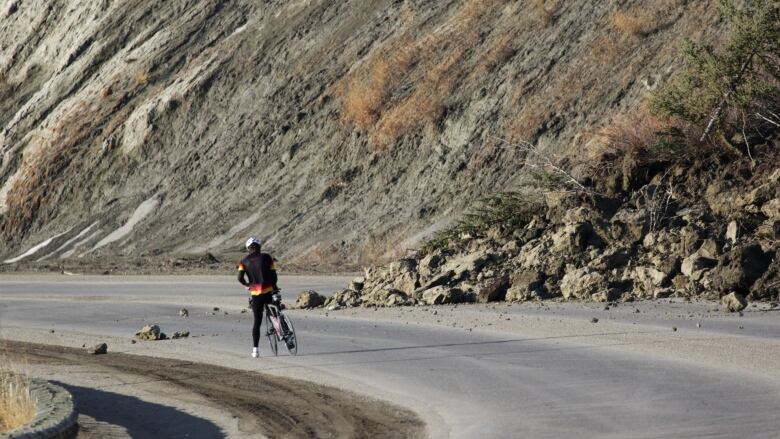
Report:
1,73,142,238
0,351,34,434
336,0,516,150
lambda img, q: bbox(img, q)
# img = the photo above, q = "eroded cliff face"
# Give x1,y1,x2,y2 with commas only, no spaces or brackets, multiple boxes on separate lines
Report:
0,0,721,267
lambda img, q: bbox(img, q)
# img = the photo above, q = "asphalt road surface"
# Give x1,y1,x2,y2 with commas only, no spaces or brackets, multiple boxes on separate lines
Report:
2,275,780,438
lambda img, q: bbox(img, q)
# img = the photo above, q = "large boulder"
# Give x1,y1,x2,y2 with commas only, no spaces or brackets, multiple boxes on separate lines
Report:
608,209,648,245
421,286,473,305
721,292,748,313
681,252,717,281
135,324,166,341
325,289,362,308
296,290,326,309
560,267,607,300
750,267,780,300
87,343,108,355
761,198,780,220
386,259,420,294
711,244,772,294
505,271,546,302
440,250,498,281
589,248,630,271
634,266,667,287
363,288,413,307
418,270,455,292
477,275,510,303
550,221,600,254
418,253,445,277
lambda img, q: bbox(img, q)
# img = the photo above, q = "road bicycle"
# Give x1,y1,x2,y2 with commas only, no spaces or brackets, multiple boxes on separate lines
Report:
265,292,298,356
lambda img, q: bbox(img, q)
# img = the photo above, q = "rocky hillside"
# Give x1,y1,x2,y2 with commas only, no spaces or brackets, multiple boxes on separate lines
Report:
0,0,723,268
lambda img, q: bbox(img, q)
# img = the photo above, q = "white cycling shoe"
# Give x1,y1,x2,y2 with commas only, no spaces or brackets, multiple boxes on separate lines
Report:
251,347,259,358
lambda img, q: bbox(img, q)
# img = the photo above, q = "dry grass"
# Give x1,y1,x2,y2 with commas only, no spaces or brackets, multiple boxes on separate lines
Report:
592,108,671,158
336,0,512,150
2,68,148,237
587,106,706,163
0,357,35,434
610,7,658,39
477,34,516,74
3,101,95,237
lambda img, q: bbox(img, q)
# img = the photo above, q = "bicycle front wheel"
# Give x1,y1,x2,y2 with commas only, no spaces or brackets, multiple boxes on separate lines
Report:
265,311,278,356
282,313,297,356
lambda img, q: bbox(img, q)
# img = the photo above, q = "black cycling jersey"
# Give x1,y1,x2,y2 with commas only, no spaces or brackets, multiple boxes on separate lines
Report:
238,251,278,295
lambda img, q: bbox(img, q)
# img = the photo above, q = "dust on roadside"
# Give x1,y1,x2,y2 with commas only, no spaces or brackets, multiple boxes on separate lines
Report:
4,340,425,439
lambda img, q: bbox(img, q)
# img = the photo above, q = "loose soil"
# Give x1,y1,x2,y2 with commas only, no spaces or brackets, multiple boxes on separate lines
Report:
5,340,424,439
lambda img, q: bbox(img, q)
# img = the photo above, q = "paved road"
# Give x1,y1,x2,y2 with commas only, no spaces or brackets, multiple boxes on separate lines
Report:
2,276,780,438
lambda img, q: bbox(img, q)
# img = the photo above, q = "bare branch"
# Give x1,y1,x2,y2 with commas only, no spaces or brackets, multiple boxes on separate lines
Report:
756,112,780,128
489,136,593,195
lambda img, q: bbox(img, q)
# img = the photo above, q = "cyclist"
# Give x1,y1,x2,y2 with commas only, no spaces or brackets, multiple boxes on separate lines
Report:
237,237,278,358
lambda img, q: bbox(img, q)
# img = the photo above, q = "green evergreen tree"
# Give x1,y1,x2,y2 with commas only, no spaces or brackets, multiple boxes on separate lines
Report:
651,0,780,145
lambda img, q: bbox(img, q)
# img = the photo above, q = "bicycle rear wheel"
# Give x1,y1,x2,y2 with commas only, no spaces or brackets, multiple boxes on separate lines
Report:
265,310,278,356
281,313,297,356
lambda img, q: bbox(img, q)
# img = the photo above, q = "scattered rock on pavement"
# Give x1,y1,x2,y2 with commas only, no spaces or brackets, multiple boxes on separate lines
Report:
172,331,190,339
135,324,167,341
296,290,327,308
179,308,189,317
88,343,108,355
722,292,748,313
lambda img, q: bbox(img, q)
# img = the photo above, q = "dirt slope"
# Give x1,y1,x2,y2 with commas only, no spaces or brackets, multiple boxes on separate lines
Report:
0,0,722,267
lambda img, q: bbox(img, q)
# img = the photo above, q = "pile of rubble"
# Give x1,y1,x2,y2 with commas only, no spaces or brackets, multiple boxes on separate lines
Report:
315,161,779,311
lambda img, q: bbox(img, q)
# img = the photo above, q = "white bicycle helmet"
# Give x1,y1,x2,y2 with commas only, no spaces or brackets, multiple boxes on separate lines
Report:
245,236,262,250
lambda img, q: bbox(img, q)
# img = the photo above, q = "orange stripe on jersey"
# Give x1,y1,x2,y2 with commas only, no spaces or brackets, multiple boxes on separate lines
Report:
248,284,274,296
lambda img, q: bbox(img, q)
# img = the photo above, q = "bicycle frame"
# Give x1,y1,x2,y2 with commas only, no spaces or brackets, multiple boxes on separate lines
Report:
265,304,285,341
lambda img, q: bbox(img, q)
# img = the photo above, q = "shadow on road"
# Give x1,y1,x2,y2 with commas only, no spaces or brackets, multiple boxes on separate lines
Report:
57,382,225,439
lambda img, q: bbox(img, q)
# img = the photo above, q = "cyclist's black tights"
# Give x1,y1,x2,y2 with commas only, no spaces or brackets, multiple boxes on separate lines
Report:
250,294,273,347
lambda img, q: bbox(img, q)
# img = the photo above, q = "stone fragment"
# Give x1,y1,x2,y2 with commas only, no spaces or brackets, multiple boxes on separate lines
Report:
711,244,772,294
179,308,189,317
591,288,622,303
349,277,365,291
325,289,362,308
726,220,739,243
505,271,546,302
295,290,326,309
653,288,674,299
172,331,190,339
477,275,510,303
88,343,108,355
761,198,780,220
560,267,607,300
135,324,165,341
421,286,472,305
697,239,720,259
634,266,667,287
681,252,717,281
440,250,497,280
419,253,444,276
721,292,748,313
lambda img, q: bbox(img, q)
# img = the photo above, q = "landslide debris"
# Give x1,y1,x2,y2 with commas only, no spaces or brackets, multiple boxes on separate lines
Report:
326,153,780,307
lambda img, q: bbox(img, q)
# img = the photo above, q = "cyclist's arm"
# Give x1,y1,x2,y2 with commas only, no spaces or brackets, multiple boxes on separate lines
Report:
270,258,278,289
237,262,249,286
